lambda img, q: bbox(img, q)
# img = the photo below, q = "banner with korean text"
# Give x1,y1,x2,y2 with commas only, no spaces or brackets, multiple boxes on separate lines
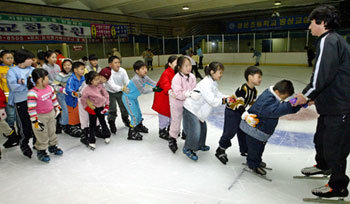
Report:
0,14,91,42
90,24,128,38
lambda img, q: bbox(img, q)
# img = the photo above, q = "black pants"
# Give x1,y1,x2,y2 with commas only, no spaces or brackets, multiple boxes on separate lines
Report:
88,107,111,144
191,65,202,79
308,58,313,67
199,56,203,69
314,115,350,191
146,60,153,70
246,135,266,168
218,108,247,153
15,101,35,147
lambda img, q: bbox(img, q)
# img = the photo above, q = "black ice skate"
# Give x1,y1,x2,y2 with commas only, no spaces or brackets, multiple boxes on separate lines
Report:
159,128,169,140
20,144,32,158
108,120,117,134
48,145,63,155
168,137,178,153
215,147,228,165
127,127,143,140
135,122,148,133
3,129,19,148
303,185,350,203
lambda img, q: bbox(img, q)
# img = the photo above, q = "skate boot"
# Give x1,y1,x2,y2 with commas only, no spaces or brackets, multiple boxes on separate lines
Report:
183,148,198,161
251,166,267,175
95,125,104,138
37,150,50,162
312,184,349,198
260,161,267,168
168,137,178,153
181,130,187,140
48,145,63,156
122,116,130,128
215,146,228,165
159,128,169,140
127,127,143,140
68,125,83,138
3,130,19,148
301,165,331,176
108,120,117,134
198,145,210,151
135,122,148,133
20,144,32,158
88,143,96,150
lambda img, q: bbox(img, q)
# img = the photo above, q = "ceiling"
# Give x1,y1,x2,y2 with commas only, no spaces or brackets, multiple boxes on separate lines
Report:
5,0,343,19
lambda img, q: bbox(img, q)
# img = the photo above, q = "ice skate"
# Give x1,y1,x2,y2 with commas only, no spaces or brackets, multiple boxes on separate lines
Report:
168,137,177,153
215,147,228,165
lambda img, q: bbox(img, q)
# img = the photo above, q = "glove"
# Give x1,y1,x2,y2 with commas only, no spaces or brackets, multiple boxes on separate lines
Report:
289,97,308,108
54,106,62,120
185,90,201,100
101,105,109,115
85,106,96,115
72,91,81,98
153,86,163,92
122,85,130,94
31,118,45,131
242,111,259,127
86,98,96,110
0,108,6,121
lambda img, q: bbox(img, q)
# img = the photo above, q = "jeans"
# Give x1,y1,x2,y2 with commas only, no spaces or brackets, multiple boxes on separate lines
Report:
5,104,16,127
56,92,69,125
246,134,266,168
183,108,207,151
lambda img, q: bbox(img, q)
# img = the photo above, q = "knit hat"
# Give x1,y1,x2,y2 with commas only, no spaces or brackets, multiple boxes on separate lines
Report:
99,67,111,81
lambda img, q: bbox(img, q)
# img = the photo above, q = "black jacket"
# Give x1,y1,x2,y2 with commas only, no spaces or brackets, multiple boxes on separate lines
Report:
302,31,350,115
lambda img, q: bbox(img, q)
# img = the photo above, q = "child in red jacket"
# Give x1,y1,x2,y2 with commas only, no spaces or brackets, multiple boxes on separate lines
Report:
152,56,177,140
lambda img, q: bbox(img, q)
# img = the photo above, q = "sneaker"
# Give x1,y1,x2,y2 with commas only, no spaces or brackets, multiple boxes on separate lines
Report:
168,137,178,153
105,138,111,144
312,184,349,198
37,150,50,162
159,128,169,140
48,145,63,155
198,145,210,151
183,148,198,161
108,121,117,134
127,128,143,140
215,147,228,165
301,165,331,176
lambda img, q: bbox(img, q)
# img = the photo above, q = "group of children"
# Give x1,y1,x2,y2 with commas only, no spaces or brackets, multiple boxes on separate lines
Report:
0,49,306,175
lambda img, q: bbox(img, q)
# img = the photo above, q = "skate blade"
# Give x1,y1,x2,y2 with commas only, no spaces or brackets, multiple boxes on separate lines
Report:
293,175,329,180
242,163,272,171
303,197,350,203
243,167,272,182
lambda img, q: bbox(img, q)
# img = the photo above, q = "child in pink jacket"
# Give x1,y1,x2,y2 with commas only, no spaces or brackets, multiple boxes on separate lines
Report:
168,56,198,153
80,71,110,150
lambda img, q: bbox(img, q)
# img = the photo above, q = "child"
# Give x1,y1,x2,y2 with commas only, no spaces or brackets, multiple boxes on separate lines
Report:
240,80,301,175
182,62,233,161
65,61,85,137
42,50,61,84
85,54,101,74
152,56,177,140
0,50,19,148
105,56,130,134
80,71,110,149
7,49,35,158
122,60,162,140
167,56,197,153
27,68,63,162
0,88,19,150
53,58,73,134
216,66,262,165
36,51,45,69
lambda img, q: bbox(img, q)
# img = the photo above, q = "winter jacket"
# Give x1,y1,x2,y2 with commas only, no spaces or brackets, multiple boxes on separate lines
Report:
302,31,350,115
6,65,34,104
152,67,175,117
0,88,5,108
80,84,109,109
240,86,301,142
184,76,223,122
123,74,156,99
0,63,14,102
105,67,129,93
65,73,85,107
53,72,72,92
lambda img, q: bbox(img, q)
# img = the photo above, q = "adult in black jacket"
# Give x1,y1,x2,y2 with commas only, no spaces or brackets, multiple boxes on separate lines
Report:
294,5,350,199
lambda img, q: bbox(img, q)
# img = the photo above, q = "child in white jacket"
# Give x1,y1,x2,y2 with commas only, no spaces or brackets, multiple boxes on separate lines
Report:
183,62,234,161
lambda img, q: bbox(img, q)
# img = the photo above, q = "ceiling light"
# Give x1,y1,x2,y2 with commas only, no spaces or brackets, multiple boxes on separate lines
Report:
182,6,189,10
274,1,281,6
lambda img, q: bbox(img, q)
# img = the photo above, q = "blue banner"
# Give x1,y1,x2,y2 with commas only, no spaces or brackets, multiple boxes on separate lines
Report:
227,15,309,33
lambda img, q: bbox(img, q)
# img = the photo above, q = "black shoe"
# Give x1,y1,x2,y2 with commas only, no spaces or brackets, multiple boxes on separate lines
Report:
181,130,186,140
108,121,117,134
215,147,228,165
122,117,130,128
159,128,169,140
251,167,266,175
37,150,50,162
48,145,63,155
128,128,143,140
312,185,349,198
168,137,178,153
3,130,19,148
135,123,148,133
21,145,33,158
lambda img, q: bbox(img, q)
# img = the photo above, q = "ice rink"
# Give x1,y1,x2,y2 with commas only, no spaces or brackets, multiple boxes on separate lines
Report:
0,65,349,204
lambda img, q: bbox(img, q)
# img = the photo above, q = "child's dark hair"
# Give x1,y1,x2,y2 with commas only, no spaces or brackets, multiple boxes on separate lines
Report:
165,55,177,69
133,60,146,72
0,50,13,58
72,61,85,71
108,55,121,64
27,68,48,90
44,50,56,63
82,56,88,61
88,54,98,61
174,56,191,74
54,49,62,54
37,51,45,61
61,58,73,74
308,5,340,30
14,49,35,64
244,66,263,81
85,71,99,85
273,80,295,96
204,61,224,76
